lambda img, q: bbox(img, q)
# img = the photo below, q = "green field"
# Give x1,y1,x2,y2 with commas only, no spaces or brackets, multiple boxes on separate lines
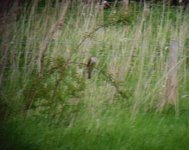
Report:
1,1,189,150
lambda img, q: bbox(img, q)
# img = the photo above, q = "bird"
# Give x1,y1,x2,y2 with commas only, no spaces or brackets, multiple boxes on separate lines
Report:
87,57,97,79
103,0,111,9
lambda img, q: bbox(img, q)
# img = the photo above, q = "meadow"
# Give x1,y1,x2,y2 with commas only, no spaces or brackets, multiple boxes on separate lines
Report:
0,1,189,149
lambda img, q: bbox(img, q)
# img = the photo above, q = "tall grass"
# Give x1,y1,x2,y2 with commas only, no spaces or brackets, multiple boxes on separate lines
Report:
0,1,189,149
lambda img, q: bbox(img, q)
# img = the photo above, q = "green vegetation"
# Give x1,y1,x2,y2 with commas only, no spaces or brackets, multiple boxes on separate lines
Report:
0,1,189,150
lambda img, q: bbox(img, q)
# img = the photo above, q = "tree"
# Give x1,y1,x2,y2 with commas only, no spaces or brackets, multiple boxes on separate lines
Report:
123,0,129,10
0,0,21,34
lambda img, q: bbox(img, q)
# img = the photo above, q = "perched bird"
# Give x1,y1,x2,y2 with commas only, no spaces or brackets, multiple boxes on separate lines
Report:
102,0,111,9
87,57,97,79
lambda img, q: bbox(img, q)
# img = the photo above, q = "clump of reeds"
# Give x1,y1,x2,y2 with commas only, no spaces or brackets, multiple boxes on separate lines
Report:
1,1,189,122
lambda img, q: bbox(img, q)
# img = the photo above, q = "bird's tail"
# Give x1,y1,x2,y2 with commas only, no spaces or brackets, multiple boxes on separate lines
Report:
87,68,91,79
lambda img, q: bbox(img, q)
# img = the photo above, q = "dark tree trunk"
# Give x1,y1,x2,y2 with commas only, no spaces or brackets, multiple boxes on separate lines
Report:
0,0,21,16
182,0,189,9
0,0,20,32
166,0,189,6
171,0,178,5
